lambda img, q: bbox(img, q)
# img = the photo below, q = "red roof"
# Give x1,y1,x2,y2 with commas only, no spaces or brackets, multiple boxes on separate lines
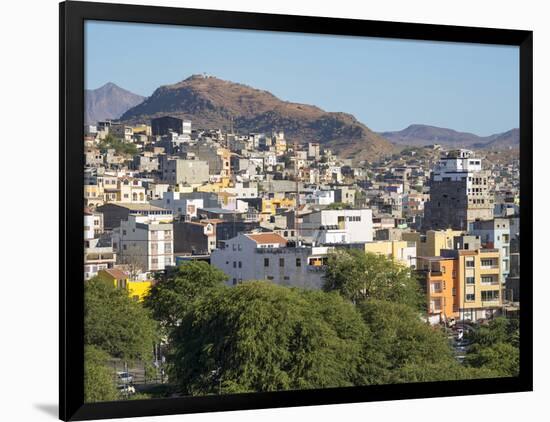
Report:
246,233,288,245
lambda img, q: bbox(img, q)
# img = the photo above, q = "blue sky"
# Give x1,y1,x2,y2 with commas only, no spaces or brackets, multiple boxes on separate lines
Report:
85,21,519,136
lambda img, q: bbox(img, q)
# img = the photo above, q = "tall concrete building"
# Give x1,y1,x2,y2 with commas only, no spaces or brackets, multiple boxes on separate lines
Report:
424,149,493,231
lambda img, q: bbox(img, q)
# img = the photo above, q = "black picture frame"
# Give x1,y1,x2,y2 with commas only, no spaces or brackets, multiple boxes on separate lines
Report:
60,1,533,420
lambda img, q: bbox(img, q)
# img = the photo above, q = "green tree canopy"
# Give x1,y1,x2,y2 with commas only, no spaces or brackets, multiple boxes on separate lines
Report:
169,282,368,395
464,317,519,377
323,250,423,309
356,299,489,383
84,346,118,403
84,277,158,361
98,133,138,156
143,261,227,328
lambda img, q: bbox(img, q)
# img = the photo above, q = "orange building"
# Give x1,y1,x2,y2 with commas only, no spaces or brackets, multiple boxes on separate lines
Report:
417,257,458,324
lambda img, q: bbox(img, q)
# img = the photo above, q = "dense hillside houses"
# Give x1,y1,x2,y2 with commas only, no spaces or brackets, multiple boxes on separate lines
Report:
83,108,520,325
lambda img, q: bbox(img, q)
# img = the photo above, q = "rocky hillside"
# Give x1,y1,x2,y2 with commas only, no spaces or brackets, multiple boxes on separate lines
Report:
120,75,394,161
85,82,144,125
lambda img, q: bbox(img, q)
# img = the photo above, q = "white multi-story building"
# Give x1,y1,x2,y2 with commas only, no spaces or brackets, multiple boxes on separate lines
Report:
211,232,329,289
112,215,174,273
300,209,373,245
84,210,103,240
431,149,482,182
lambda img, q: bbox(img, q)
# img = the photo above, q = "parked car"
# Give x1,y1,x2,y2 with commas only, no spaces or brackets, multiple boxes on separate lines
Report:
117,371,134,384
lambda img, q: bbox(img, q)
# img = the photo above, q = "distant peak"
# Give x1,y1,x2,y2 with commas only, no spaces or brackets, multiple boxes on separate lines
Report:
100,82,118,89
185,73,217,81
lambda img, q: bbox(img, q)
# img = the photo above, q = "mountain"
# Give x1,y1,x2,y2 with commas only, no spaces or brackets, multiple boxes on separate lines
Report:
120,75,394,161
85,83,145,125
475,128,520,149
380,124,519,150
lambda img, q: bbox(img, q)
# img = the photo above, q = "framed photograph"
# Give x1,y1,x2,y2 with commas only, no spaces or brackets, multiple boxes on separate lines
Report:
60,1,533,420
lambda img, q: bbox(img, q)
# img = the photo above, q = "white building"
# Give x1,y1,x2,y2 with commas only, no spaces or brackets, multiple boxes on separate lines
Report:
431,149,482,182
211,232,329,289
151,191,204,219
304,189,335,206
112,215,174,273
84,210,103,240
300,209,373,245
84,237,116,280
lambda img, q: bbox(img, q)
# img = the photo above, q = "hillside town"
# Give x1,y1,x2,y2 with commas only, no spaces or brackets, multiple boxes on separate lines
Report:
84,115,520,327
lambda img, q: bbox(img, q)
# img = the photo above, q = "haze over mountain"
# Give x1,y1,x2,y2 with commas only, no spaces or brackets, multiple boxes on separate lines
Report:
380,124,519,150
120,75,394,161
85,82,145,125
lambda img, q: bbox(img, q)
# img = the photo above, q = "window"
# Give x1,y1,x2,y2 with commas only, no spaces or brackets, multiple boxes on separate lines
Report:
466,276,475,284
279,258,285,267
466,293,475,301
264,258,269,267
233,261,237,268
481,259,494,267
232,278,237,285
296,258,302,267
238,261,242,268
481,290,499,301
481,276,495,284
466,259,475,267
122,230,127,236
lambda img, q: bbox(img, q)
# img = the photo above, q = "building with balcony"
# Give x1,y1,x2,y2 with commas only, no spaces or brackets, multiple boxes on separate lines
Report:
424,149,494,230
445,248,501,322
300,209,373,245
210,232,329,289
418,248,502,324
470,218,511,283
416,256,457,325
84,237,116,280
112,215,174,273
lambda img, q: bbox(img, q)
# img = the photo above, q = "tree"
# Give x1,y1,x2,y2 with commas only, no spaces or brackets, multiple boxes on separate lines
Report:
84,346,118,403
169,282,368,395
356,300,495,384
98,133,138,156
323,250,423,310
464,317,519,377
143,261,227,328
85,277,158,361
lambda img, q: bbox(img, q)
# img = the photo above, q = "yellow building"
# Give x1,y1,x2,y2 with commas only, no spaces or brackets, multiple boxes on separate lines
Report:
403,229,463,257
261,198,296,215
127,280,153,302
196,178,231,193
97,268,153,302
453,249,502,321
131,124,152,136
363,240,416,267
